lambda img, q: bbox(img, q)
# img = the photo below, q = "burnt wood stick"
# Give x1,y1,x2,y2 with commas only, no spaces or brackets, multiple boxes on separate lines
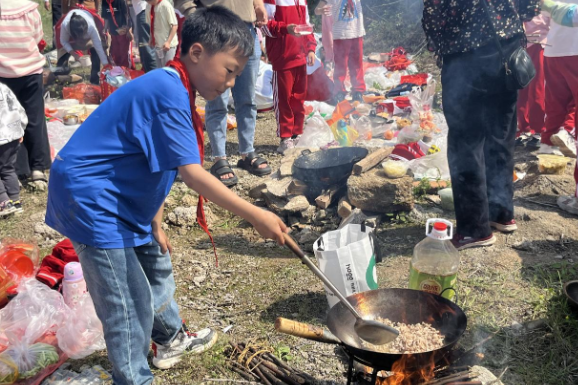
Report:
254,367,273,385
229,365,258,382
265,354,292,372
229,360,260,380
445,382,482,385
260,366,288,385
423,371,476,385
259,360,303,385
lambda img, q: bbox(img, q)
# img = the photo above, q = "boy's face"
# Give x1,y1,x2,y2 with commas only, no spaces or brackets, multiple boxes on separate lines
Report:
187,43,249,101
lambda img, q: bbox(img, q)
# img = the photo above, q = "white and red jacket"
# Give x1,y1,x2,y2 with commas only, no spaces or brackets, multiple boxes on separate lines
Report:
262,0,317,71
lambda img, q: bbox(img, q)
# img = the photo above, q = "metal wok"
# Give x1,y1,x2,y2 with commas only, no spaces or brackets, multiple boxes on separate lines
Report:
326,288,467,372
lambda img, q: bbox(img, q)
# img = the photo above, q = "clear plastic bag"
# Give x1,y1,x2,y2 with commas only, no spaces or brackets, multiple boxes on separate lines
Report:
0,279,67,382
408,150,450,180
364,67,393,91
57,293,105,359
47,120,80,159
296,112,335,148
397,123,423,144
352,116,373,141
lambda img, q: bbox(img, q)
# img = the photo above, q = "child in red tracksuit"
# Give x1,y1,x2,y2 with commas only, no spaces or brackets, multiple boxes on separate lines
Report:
263,0,317,154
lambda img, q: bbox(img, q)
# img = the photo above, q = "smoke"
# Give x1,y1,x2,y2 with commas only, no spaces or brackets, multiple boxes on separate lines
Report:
362,0,426,53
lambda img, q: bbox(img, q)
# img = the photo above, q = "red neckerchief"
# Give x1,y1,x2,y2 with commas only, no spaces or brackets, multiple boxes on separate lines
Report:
75,3,105,26
106,0,120,28
166,58,219,266
150,0,162,46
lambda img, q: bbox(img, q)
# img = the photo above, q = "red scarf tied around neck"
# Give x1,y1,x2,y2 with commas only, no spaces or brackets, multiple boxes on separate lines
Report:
166,58,218,266
150,0,162,46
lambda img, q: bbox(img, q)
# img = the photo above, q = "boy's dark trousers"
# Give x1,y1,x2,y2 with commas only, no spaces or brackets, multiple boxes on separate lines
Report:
441,37,520,239
52,1,63,50
0,140,21,203
0,75,52,178
56,48,101,85
136,10,157,72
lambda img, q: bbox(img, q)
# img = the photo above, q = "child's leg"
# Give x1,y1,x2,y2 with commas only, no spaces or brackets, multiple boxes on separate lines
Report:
71,241,155,385
348,37,366,93
332,38,352,93
290,65,307,136
273,69,296,138
89,48,101,85
133,241,182,345
0,141,20,202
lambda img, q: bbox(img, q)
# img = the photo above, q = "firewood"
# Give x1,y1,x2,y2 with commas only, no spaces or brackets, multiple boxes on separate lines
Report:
352,147,393,175
337,197,353,218
315,185,346,209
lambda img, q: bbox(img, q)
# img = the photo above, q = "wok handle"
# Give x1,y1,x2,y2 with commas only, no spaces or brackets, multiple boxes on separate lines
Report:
283,234,363,320
275,317,340,344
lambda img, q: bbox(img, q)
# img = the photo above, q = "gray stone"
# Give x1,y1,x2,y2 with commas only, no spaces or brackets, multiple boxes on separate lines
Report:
248,182,267,199
438,188,454,211
284,195,310,213
265,177,292,199
297,228,320,246
347,168,414,213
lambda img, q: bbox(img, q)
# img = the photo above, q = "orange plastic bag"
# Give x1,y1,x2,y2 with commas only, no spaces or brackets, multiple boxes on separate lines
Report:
62,84,101,105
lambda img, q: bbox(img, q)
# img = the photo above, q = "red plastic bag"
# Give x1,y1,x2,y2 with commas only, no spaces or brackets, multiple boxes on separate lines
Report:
100,66,132,102
385,46,412,71
400,73,428,86
62,84,101,105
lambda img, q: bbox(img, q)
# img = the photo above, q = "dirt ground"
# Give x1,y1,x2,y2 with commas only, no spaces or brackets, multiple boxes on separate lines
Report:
2,106,578,384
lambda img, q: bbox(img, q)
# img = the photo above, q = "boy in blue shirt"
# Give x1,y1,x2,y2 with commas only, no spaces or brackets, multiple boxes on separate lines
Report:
45,7,287,385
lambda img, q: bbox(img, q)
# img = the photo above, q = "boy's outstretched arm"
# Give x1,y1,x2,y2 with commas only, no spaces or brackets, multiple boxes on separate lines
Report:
178,164,289,244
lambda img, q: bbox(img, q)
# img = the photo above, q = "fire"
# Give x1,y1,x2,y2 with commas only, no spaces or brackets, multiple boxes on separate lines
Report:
376,353,437,385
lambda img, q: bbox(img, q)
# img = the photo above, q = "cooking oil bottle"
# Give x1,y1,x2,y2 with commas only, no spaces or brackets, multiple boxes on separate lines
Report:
409,219,459,300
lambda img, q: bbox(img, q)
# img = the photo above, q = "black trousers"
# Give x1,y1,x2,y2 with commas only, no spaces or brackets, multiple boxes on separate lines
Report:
0,75,52,177
442,37,520,239
0,140,21,202
56,48,101,85
52,2,63,49
136,10,157,73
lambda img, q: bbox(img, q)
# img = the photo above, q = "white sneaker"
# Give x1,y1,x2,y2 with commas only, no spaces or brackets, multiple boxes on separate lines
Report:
557,196,578,215
538,143,564,157
277,138,295,155
550,130,577,158
152,326,217,369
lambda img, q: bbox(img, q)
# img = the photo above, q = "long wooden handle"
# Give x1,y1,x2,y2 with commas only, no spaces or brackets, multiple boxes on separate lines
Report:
275,318,340,344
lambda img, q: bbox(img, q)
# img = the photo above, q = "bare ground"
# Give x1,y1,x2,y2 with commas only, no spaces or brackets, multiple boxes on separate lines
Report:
2,108,578,384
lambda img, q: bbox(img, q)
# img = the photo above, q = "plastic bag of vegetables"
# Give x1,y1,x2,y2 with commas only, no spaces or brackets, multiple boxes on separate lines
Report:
0,342,59,382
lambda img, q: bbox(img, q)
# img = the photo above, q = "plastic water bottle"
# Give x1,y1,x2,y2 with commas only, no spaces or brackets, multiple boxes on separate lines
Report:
62,262,87,307
408,219,459,300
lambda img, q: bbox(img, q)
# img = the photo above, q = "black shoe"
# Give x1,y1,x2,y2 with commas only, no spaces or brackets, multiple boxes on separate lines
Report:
352,92,363,103
527,135,541,149
515,136,527,147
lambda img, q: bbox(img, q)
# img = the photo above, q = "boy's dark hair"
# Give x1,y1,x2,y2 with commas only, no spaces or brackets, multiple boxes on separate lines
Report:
70,12,88,40
180,6,254,58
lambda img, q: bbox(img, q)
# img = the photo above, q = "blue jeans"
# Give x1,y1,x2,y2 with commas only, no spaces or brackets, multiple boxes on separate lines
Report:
71,240,182,385
205,24,261,158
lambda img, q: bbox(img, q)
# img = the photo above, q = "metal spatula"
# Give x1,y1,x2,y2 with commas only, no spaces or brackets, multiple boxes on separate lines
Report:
283,233,399,345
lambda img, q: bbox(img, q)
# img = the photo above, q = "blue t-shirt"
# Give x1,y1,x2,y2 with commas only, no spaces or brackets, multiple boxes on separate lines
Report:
46,69,200,248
